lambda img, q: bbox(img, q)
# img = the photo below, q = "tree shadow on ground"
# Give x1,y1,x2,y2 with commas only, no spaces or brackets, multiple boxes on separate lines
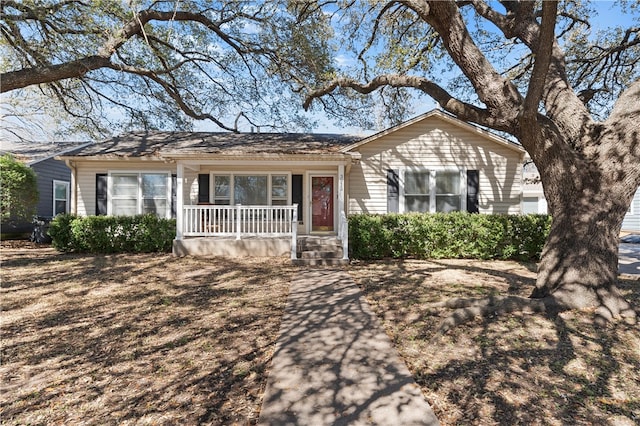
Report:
350,260,640,425
0,248,295,425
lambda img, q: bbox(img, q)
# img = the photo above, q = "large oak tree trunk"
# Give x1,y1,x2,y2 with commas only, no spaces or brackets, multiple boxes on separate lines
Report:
528,128,638,322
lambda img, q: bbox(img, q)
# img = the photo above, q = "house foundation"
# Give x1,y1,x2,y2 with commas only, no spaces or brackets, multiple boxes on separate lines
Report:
173,237,291,257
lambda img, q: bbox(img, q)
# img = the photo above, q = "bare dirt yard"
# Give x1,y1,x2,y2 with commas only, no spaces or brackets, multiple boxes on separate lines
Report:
1,242,294,425
350,259,640,426
2,243,639,425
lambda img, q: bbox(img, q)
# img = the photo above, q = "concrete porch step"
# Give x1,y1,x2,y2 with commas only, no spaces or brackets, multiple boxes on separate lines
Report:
301,250,342,259
294,236,346,266
292,258,350,266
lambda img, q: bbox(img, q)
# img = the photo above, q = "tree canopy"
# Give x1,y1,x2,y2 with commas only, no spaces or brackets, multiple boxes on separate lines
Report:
0,0,332,139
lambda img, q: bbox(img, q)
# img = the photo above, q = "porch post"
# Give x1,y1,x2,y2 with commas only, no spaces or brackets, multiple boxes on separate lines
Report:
176,162,184,240
338,164,345,222
338,164,348,260
291,204,298,260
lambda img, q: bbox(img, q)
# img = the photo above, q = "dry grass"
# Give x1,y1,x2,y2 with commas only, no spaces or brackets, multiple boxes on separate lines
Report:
1,242,294,425
350,259,640,426
2,244,639,425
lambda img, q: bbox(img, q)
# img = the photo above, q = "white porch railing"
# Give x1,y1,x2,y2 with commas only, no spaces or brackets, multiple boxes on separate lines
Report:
182,204,298,257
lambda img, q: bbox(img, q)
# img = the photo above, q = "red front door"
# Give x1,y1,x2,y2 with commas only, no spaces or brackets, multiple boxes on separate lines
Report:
311,176,334,232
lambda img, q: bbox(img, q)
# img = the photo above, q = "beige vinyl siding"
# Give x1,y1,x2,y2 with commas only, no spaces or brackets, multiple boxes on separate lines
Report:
348,116,523,215
75,160,340,215
74,160,176,216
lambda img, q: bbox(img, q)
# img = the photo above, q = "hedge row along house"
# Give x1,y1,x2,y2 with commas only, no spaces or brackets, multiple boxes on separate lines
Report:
58,109,527,263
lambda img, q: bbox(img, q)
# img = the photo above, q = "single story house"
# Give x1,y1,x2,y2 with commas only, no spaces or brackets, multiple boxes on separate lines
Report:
1,141,91,237
59,109,526,260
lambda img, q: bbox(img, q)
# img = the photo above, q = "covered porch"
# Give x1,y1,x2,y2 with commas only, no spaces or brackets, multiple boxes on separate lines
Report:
172,159,350,260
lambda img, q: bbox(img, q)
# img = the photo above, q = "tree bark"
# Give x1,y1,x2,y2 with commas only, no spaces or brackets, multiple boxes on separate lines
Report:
527,122,638,322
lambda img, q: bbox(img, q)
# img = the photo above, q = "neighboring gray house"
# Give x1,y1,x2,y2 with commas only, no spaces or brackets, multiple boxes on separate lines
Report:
1,141,91,235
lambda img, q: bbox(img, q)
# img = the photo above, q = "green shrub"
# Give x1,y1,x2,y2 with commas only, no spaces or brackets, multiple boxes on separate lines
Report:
0,154,38,226
49,214,176,253
348,212,550,261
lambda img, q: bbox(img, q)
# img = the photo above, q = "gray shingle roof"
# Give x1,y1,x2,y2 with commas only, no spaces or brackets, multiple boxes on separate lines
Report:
62,131,361,158
1,141,90,163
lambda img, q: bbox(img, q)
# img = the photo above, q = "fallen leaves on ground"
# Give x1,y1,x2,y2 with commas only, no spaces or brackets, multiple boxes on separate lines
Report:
350,259,640,426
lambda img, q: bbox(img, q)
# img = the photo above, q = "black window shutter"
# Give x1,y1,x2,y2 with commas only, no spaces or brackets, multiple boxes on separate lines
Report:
292,174,303,222
171,174,177,218
467,170,479,213
387,169,399,213
95,174,107,215
198,174,210,203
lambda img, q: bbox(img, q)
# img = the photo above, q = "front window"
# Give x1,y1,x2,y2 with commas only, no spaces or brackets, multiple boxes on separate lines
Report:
211,173,289,206
110,172,170,217
403,169,464,213
53,180,70,215
435,171,461,212
234,175,268,205
112,174,138,216
405,171,430,212
142,173,168,215
271,175,288,206
214,175,231,205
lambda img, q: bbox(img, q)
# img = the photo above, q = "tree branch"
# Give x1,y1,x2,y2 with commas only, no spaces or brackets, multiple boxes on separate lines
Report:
0,7,266,93
108,62,237,132
1,56,112,92
522,0,557,118
304,74,509,130
405,0,523,122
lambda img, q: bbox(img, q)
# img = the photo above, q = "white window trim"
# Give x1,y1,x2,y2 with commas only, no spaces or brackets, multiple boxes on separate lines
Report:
53,180,70,215
209,171,291,206
107,171,172,218
399,167,467,213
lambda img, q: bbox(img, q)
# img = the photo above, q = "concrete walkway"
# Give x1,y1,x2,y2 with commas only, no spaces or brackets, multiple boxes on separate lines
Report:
258,269,439,426
619,243,640,275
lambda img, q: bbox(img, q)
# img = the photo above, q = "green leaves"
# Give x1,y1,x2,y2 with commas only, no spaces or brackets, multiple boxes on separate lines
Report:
48,214,176,253
348,212,551,261
0,154,38,225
